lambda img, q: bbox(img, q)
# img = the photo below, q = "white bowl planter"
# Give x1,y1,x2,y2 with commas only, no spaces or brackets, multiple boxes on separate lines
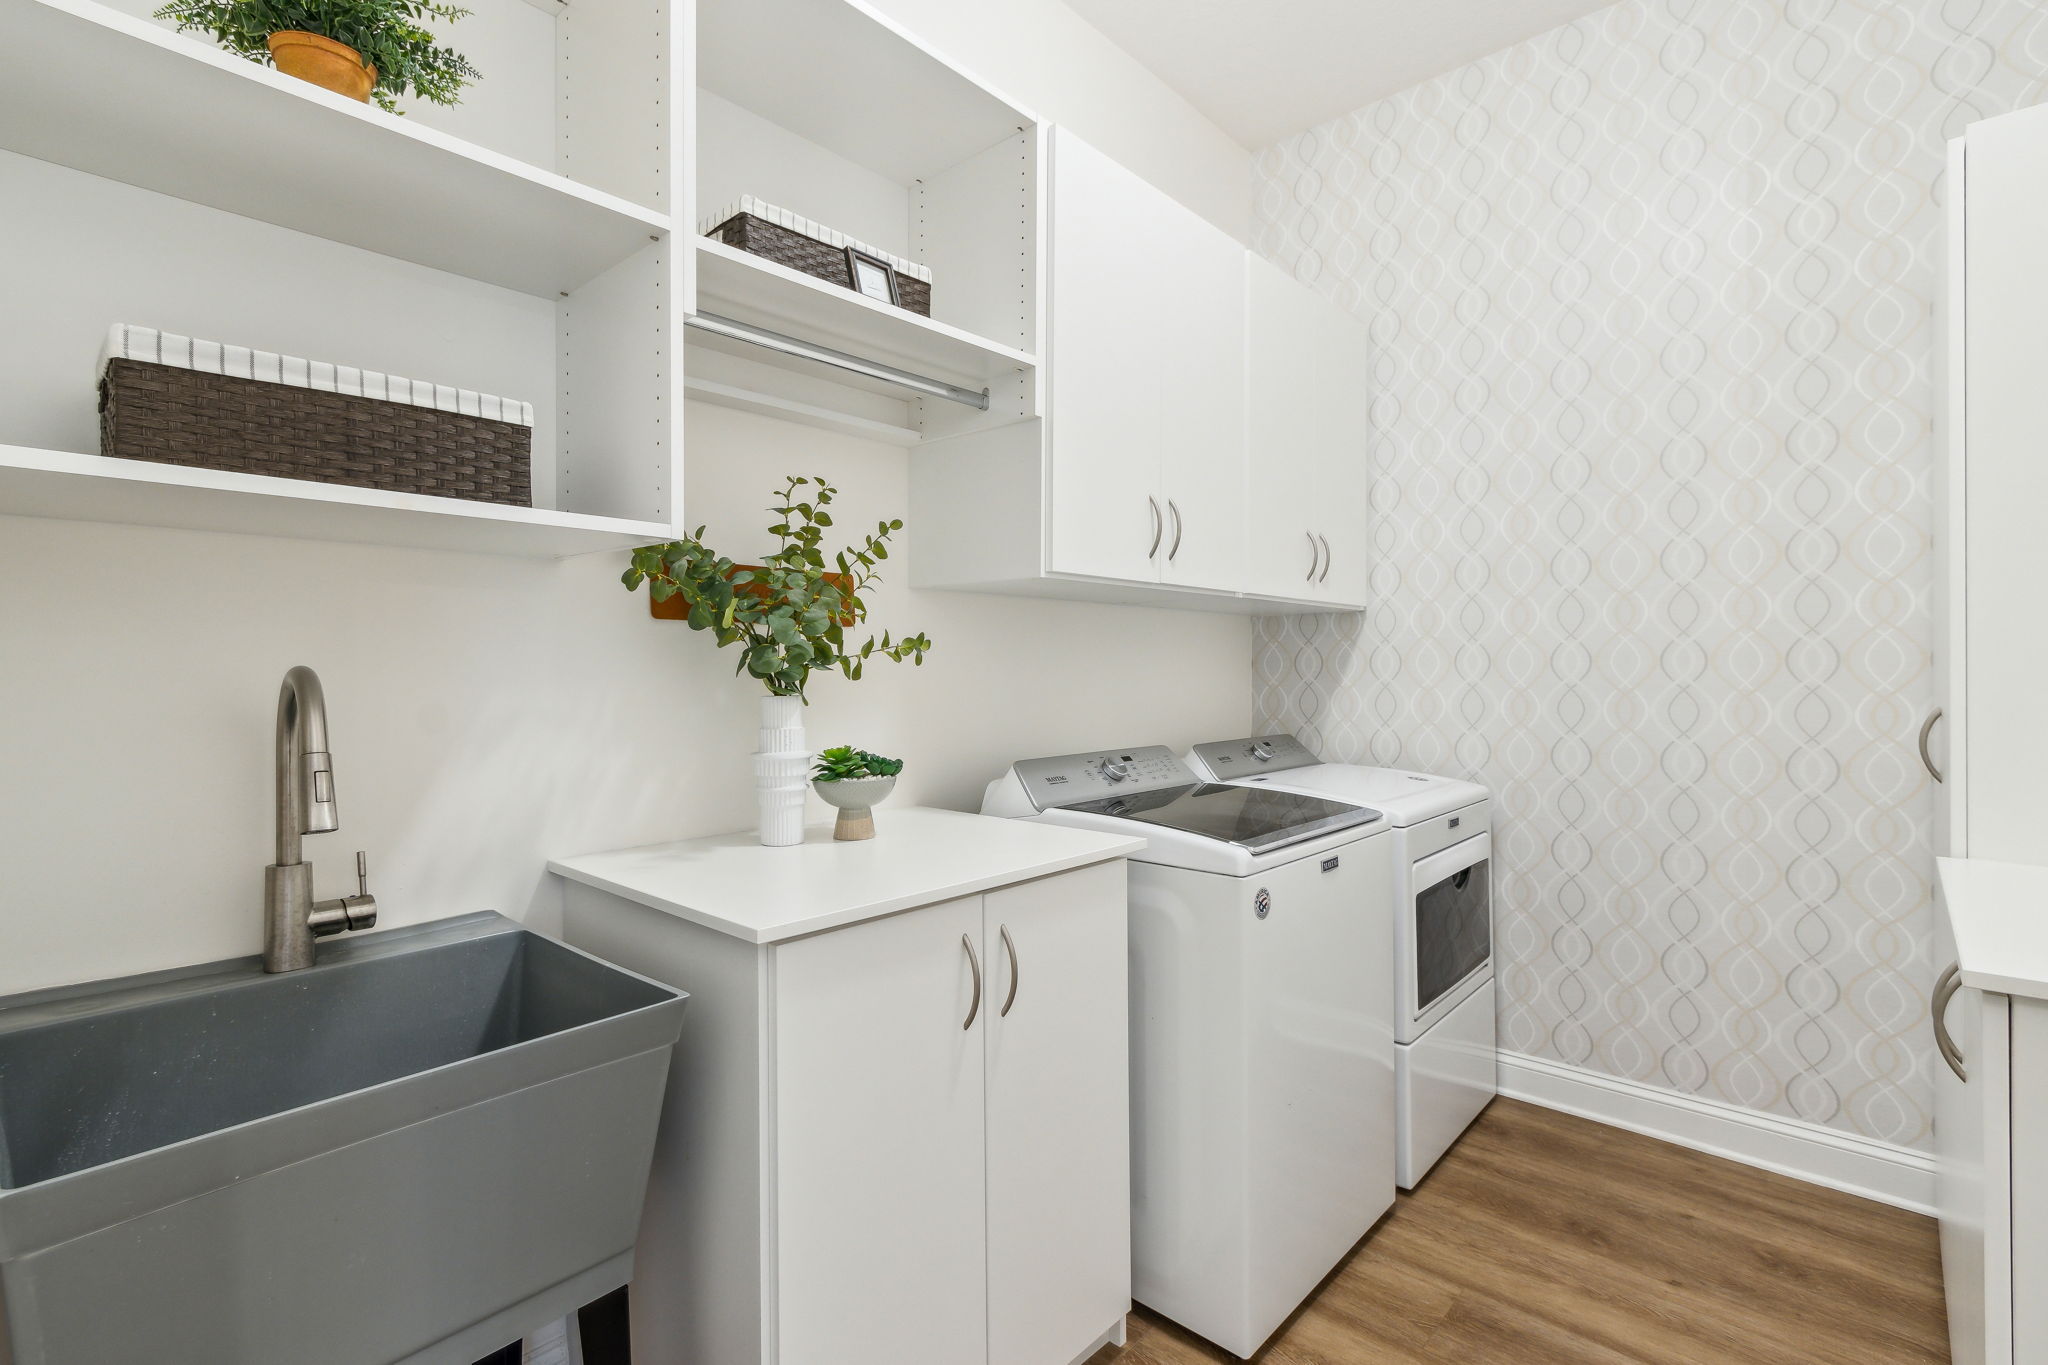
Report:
811,775,897,841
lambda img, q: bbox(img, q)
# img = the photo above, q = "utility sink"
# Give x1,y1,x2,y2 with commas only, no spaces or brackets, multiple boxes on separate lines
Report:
0,912,686,1365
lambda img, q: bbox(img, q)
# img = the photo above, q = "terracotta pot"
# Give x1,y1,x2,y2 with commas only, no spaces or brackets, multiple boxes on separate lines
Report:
267,30,377,103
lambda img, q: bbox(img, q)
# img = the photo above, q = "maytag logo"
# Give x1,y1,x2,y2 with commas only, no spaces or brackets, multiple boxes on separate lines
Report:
1321,857,1339,872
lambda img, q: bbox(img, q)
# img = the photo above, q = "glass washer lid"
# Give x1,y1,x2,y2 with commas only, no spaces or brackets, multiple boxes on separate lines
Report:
1064,782,1382,854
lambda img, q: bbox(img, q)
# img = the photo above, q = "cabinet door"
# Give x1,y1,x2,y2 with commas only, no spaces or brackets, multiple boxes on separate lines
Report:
1935,887,2012,1365
772,896,989,1365
1046,129,1163,584
983,863,1131,1365
1155,219,1248,593
1243,255,1324,600
1311,291,1374,608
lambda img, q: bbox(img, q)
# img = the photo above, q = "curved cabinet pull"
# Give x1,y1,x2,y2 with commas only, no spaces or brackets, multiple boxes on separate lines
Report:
1305,532,1321,583
1147,497,1164,559
1317,534,1333,583
962,933,983,1031
1168,501,1184,562
1919,708,1945,784
999,924,1020,1017
1933,960,1966,1081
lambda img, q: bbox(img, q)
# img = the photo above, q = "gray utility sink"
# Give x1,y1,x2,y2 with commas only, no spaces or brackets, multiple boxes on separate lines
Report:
0,912,686,1365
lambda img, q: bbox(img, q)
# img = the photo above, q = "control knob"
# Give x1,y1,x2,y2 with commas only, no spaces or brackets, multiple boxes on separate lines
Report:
1097,757,1132,783
1247,741,1276,762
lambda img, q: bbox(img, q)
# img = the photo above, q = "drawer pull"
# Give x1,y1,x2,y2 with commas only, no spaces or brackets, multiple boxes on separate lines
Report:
1932,961,1966,1081
962,933,983,1031
1000,924,1020,1017
1918,708,1945,784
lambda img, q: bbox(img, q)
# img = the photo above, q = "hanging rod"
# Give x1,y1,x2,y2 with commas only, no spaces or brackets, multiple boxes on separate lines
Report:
685,312,992,412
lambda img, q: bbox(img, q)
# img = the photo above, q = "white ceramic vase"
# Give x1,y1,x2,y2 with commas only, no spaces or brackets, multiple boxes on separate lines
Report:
754,693,809,847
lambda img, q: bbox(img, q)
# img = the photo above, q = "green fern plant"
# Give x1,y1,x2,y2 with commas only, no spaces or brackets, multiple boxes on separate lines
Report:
623,475,933,701
153,0,482,112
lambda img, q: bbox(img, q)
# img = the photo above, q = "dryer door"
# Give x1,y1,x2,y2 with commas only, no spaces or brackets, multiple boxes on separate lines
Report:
1407,832,1492,1038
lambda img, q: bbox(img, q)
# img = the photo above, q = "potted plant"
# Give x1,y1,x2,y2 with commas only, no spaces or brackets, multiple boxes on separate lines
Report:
810,747,902,841
623,475,932,847
153,0,482,111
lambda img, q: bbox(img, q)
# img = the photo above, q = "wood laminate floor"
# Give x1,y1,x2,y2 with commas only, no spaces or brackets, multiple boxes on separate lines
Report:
1091,1098,1947,1365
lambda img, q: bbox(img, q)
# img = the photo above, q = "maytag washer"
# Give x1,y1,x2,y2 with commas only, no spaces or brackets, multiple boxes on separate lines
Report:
1187,735,1493,1189
983,746,1395,1360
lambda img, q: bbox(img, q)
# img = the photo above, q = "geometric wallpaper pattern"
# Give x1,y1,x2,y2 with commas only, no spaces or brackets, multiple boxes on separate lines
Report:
1251,0,2048,1147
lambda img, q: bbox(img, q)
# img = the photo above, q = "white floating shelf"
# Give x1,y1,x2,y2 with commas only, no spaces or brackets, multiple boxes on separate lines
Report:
0,446,674,559
691,238,1036,394
0,0,671,299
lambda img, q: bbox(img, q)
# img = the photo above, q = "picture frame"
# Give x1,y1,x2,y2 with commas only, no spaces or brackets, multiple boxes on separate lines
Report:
844,246,900,306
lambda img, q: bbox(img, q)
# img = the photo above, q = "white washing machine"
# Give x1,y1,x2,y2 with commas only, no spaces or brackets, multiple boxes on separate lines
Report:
1187,735,1494,1189
983,745,1395,1360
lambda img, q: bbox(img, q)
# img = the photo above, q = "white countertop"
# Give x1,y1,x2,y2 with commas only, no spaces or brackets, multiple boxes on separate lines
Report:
1938,856,2048,999
549,806,1146,945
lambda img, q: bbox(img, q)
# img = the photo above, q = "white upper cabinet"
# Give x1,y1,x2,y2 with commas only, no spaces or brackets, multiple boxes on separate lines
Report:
1046,131,1168,584
1244,255,1371,609
1046,130,1247,591
911,126,1369,614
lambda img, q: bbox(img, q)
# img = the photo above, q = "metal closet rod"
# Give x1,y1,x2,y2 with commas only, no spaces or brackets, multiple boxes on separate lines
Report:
685,312,993,412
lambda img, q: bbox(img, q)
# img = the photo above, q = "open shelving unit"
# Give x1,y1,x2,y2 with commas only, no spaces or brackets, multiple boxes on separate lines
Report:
685,0,1045,443
0,446,674,557
0,0,682,557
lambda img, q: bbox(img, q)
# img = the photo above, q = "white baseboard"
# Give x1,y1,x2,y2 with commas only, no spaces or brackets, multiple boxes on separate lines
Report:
1496,1050,1936,1216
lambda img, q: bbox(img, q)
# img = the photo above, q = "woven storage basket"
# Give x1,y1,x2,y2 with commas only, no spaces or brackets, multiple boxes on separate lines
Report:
97,326,533,507
702,198,933,317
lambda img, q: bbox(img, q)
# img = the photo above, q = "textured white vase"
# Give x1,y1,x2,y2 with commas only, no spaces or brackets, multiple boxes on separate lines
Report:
754,693,809,847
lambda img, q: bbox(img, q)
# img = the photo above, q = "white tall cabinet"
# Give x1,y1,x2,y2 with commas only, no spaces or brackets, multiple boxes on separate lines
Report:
550,809,1139,1365
1933,100,2048,1365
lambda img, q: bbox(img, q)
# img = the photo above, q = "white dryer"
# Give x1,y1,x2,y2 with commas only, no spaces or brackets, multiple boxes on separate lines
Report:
1187,735,1494,1189
984,745,1395,1360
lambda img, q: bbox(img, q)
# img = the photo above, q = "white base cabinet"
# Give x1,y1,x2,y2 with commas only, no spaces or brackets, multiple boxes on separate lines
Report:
562,855,1131,1365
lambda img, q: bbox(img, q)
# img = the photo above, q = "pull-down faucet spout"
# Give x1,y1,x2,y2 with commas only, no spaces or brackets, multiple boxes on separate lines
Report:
264,666,378,972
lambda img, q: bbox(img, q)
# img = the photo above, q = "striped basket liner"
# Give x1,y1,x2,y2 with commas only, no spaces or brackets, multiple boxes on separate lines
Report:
96,325,533,507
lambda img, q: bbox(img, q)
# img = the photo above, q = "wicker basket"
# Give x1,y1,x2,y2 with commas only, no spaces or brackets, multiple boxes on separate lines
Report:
702,199,933,317
96,326,533,507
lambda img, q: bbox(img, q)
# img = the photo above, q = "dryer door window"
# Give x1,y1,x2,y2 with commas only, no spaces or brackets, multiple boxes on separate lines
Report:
1415,854,1490,1013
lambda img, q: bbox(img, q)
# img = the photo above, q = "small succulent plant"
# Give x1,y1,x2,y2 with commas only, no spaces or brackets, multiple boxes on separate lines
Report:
812,747,903,782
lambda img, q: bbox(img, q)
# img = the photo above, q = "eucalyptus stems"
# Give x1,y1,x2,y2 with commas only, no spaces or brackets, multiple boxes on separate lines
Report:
623,476,932,700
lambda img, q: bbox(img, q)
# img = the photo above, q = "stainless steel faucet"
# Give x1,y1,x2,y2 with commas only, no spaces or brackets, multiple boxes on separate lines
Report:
264,665,378,972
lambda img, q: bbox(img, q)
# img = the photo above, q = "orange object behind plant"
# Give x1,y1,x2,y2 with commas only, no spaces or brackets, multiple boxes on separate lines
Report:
648,565,857,625
267,30,377,103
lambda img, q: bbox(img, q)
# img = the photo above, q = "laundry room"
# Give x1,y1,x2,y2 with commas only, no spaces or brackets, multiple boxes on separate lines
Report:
0,0,2040,1362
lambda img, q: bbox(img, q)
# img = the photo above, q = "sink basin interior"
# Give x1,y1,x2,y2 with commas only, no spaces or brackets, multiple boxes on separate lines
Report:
0,927,673,1190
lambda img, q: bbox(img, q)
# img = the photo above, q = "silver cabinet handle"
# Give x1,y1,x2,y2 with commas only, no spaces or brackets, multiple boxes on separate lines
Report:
962,933,982,1031
1305,532,1320,582
1167,501,1184,561
1919,708,1945,784
1933,960,1966,1080
1147,497,1163,558
1317,534,1332,583
999,924,1020,1017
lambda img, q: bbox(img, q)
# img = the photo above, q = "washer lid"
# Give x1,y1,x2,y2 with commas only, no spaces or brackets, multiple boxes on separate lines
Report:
1065,782,1382,855
1236,765,1487,825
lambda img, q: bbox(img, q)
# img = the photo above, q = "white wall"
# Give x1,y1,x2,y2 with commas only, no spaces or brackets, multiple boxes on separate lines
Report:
862,0,1252,238
0,0,1257,998
0,403,1250,997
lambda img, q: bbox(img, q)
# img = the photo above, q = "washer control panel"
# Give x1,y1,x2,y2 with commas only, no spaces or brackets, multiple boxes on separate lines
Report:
1189,734,1320,778
1012,745,1192,810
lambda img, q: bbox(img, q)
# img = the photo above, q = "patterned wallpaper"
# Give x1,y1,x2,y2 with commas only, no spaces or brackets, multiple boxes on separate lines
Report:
1250,0,2048,1148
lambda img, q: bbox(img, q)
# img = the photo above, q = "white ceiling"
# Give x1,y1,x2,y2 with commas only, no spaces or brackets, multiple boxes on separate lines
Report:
1062,0,1617,148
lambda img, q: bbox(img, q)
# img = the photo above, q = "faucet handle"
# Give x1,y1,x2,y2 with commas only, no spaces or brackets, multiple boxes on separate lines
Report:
311,852,378,938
